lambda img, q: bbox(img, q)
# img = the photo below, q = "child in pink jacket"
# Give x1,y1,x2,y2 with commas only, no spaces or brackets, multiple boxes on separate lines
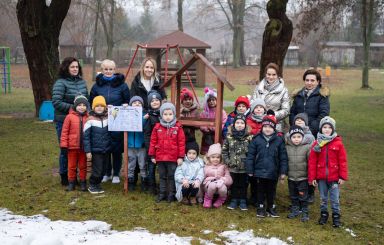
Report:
203,143,233,208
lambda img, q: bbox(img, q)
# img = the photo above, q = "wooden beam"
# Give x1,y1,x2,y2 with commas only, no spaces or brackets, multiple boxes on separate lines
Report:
161,54,198,88
178,118,215,127
176,74,181,119
215,78,224,143
171,76,176,104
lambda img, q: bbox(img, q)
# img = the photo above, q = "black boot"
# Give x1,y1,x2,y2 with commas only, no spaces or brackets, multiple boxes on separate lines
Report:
60,173,68,186
80,180,87,192
66,181,75,191
287,205,300,219
332,213,341,228
318,211,329,225
128,178,135,191
156,193,166,203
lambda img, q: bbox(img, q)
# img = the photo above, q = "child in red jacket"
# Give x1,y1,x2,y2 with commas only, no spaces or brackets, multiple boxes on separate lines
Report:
308,116,348,228
149,102,186,203
60,95,89,191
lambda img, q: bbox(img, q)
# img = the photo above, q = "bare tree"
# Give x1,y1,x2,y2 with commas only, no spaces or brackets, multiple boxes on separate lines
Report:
361,0,374,89
178,0,184,31
16,0,71,115
100,0,116,58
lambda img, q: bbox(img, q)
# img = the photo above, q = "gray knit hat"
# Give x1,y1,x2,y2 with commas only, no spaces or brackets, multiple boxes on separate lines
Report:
129,96,144,106
160,102,176,116
73,95,89,109
294,113,309,126
147,90,162,103
251,98,266,113
319,116,336,133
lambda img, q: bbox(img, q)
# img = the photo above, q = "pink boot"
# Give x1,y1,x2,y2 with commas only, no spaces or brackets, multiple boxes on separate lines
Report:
203,194,212,208
213,196,226,208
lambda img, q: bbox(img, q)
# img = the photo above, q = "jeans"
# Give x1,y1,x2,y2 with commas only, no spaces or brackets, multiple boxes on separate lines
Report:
318,180,340,214
128,148,146,178
55,121,68,174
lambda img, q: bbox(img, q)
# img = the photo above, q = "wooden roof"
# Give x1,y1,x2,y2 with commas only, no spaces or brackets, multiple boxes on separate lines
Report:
145,31,211,49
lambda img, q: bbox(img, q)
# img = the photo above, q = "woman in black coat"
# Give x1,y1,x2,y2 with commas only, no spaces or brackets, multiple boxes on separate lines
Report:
130,57,167,110
290,69,330,137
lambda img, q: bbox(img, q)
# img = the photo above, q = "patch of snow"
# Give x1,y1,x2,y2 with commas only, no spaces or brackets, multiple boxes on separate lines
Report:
201,230,212,234
228,223,237,229
220,230,287,245
45,0,52,7
345,228,357,238
286,236,294,243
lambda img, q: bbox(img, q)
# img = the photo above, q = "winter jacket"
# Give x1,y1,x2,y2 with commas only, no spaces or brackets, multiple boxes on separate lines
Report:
203,163,233,189
222,126,253,173
130,73,167,110
89,73,130,107
175,156,205,201
143,111,160,149
245,133,288,180
308,136,348,183
199,109,227,154
251,78,290,132
286,136,312,181
60,109,88,150
128,113,146,149
246,117,263,135
180,103,199,142
52,76,88,122
222,109,251,138
284,126,315,146
83,111,111,153
289,85,330,136
148,122,186,162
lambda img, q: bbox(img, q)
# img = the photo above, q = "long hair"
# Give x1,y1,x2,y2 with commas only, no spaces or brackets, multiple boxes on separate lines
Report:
139,57,157,80
58,57,83,78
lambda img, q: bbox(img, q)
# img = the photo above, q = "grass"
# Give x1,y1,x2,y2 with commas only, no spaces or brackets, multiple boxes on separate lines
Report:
0,68,383,244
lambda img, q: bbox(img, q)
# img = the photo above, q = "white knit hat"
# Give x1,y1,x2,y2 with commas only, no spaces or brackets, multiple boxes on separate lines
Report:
207,143,222,157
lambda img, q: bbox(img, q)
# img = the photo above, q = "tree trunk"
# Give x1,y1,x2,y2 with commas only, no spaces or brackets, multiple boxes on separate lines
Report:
177,0,183,32
231,0,245,68
100,0,115,59
16,0,71,116
92,0,101,82
361,0,373,89
259,0,292,81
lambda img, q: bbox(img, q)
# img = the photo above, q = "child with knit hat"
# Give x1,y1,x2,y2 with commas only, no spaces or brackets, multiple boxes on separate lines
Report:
286,125,312,222
180,87,199,142
83,96,110,194
143,90,163,194
308,116,348,228
222,95,250,138
127,96,147,191
202,143,233,208
148,102,186,203
246,98,267,135
222,114,253,211
175,141,205,205
60,95,89,191
200,87,227,155
246,110,288,217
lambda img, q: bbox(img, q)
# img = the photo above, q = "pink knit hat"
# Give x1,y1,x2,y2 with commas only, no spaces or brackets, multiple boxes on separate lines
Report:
207,143,222,157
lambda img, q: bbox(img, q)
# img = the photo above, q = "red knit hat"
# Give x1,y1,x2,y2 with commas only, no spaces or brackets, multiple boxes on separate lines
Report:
181,88,194,102
262,110,277,130
235,96,250,108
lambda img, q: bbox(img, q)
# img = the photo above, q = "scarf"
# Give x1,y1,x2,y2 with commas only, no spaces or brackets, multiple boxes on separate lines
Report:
159,117,176,129
102,74,116,81
148,109,160,117
181,103,198,117
232,127,246,139
263,134,272,148
251,113,264,122
313,132,338,152
264,79,280,92
304,88,315,98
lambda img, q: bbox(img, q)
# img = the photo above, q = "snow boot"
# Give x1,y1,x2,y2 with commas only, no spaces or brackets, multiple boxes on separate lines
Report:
203,194,213,208
256,204,266,218
239,199,248,211
318,211,329,225
181,197,190,205
332,213,341,228
213,196,226,208
267,205,280,218
301,207,309,222
60,173,68,186
227,199,238,210
287,205,301,219
80,180,87,192
66,181,75,191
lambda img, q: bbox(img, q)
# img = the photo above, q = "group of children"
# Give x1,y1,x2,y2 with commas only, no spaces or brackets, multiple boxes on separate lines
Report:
59,80,348,228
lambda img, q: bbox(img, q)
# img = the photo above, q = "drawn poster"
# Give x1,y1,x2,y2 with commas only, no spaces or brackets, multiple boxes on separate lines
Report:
108,105,142,132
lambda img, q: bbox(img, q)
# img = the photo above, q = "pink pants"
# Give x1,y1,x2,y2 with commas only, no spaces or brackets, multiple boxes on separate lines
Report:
204,181,227,198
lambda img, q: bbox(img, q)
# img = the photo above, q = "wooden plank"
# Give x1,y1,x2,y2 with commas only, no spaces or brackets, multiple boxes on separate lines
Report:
176,74,181,119
171,76,176,104
178,119,215,127
214,78,224,143
161,55,199,88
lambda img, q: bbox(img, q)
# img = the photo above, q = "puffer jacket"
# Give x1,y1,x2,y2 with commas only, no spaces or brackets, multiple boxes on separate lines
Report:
128,113,146,148
83,111,110,153
245,133,288,180
148,122,186,162
143,110,160,149
130,73,167,110
222,109,251,138
251,78,290,132
289,85,330,136
203,163,233,188
52,76,88,122
246,116,263,135
89,73,130,106
60,109,88,150
222,126,253,173
308,136,348,183
286,136,312,181
175,156,205,201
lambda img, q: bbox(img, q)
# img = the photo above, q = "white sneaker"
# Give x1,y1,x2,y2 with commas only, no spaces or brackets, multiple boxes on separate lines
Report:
102,175,111,183
112,176,120,184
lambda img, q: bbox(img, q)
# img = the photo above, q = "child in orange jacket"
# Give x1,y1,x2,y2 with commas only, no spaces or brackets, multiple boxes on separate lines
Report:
60,95,89,191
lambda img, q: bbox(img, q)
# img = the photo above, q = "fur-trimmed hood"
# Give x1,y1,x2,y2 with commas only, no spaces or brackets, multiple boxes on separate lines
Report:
291,85,330,98
95,73,126,88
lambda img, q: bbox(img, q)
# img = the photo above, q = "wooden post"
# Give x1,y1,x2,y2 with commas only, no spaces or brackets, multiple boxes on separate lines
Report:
196,49,206,87
171,76,177,104
214,78,224,143
123,131,129,194
176,75,181,119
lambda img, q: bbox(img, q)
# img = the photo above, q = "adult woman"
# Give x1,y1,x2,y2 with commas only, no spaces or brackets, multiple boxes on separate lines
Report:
290,69,330,137
251,63,290,133
130,57,167,109
52,57,88,186
89,59,130,184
